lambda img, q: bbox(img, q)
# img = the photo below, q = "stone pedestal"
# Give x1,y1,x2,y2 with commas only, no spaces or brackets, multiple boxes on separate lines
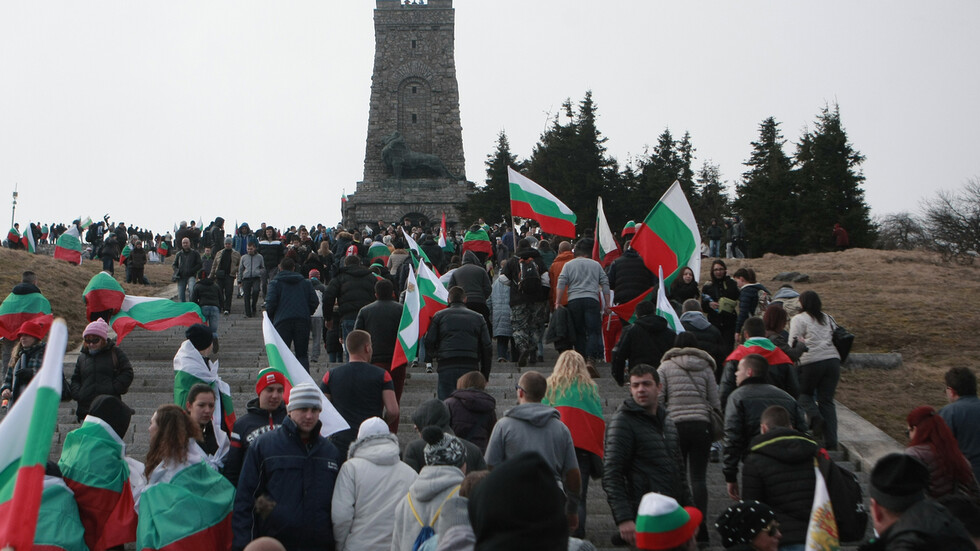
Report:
343,178,473,230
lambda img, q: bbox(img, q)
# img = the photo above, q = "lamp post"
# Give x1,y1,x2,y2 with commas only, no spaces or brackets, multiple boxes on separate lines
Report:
10,184,17,230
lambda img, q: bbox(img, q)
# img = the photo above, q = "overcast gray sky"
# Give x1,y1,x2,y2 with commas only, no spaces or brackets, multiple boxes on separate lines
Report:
2,1,977,235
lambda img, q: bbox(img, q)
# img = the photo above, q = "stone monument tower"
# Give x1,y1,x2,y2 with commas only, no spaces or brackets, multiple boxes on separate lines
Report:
343,0,473,231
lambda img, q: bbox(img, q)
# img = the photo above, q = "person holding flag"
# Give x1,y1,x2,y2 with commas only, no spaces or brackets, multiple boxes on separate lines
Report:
555,239,611,366
424,286,492,400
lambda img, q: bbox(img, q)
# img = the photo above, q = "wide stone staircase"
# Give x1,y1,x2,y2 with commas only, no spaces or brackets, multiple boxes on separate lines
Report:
46,288,877,550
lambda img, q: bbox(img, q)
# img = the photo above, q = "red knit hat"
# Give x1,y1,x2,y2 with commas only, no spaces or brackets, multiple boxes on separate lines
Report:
255,367,289,396
17,316,51,341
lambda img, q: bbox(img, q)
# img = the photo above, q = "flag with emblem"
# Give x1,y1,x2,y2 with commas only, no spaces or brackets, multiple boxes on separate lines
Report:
392,265,421,369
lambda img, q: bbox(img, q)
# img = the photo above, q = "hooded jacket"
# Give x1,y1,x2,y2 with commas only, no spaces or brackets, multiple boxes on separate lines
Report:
611,313,676,385
323,264,377,321
265,270,319,324
657,347,720,425
223,397,287,486
735,282,770,334
741,427,820,545
857,499,975,551
489,274,513,338
483,402,578,483
391,466,464,551
680,311,724,366
447,251,492,305
332,433,418,551
69,340,133,419
402,399,488,473
445,388,497,453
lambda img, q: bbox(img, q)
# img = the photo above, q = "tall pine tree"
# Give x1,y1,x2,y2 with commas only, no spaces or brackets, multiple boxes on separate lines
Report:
637,128,682,209
692,161,731,230
736,117,799,255
460,130,519,223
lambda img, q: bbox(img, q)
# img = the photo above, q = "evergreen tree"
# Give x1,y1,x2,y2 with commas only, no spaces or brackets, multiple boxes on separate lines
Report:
692,161,731,230
460,130,519,224
637,128,682,209
735,117,799,255
677,131,698,205
793,104,874,249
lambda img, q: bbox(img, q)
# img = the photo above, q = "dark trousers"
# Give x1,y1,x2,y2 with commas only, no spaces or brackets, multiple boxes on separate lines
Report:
216,277,235,312
573,448,598,538
676,420,712,541
437,364,477,400
101,256,114,274
275,318,311,370
466,301,492,335
241,277,260,316
799,357,841,448
566,297,602,360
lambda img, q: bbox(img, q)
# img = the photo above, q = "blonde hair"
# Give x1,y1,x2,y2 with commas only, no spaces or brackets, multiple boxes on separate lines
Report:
545,350,599,403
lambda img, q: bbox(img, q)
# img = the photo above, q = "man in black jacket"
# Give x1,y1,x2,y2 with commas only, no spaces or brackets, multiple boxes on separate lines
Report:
611,301,676,385
603,364,692,548
448,250,492,331
173,237,203,303
223,367,288,485
266,257,319,370
323,255,377,361
424,286,492,400
606,240,656,306
354,279,405,431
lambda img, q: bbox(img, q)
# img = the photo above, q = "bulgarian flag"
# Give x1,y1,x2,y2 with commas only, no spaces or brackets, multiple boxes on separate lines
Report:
173,339,234,467
40,225,49,240
507,166,577,238
21,226,37,254
400,227,434,268
725,336,793,366
136,449,235,551
0,318,67,550
631,180,701,288
542,381,605,459
392,265,422,369
35,476,90,551
610,287,653,325
120,243,131,265
438,213,454,253
55,225,83,265
461,227,493,258
805,457,840,550
84,271,126,320
261,312,349,436
79,216,93,230
593,196,621,267
656,267,684,334
110,295,205,343
156,240,169,257
0,289,52,341
58,416,139,550
341,190,348,204
368,241,391,266
6,227,20,245
417,260,448,335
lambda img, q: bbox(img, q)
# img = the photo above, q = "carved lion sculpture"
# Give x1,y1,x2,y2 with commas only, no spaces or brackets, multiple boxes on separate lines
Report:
381,131,460,180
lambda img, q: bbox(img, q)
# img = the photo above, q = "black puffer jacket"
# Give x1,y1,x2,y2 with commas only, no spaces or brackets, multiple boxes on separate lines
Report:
607,249,655,305
602,399,691,525
741,427,819,545
447,251,491,305
424,303,492,378
69,341,134,420
266,270,319,323
192,277,221,308
611,313,676,385
857,498,975,551
323,265,377,321
353,298,402,364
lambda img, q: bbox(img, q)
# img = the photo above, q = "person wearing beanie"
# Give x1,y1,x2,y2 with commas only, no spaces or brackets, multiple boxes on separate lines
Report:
223,368,289,486
401,398,487,474
714,500,780,550
233,381,342,551
68,317,133,421
1,316,53,405
391,426,466,551
57,395,139,550
331,417,418,551
632,492,702,551
859,453,974,551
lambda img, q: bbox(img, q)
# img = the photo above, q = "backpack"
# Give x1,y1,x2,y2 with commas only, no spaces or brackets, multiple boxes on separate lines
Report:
517,257,541,296
815,453,868,542
753,287,772,317
408,486,460,551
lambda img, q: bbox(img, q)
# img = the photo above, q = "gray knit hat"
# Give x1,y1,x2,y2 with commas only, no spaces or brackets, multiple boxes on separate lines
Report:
286,382,322,412
422,426,465,467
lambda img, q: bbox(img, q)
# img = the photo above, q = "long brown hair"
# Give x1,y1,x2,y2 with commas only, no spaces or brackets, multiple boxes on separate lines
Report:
907,405,975,488
145,404,203,478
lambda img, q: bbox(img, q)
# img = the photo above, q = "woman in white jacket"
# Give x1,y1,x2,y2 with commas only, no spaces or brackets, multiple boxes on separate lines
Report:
332,417,418,551
788,290,842,451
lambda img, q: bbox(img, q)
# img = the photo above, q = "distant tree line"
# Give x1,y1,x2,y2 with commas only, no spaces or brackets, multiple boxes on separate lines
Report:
460,91,876,257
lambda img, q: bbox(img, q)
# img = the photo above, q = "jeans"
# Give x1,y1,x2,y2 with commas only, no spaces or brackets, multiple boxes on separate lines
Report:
201,306,220,336
275,318,312,370
177,276,196,303
340,318,356,362
496,337,517,361
709,239,721,258
573,448,597,538
566,297,602,359
101,256,115,274
309,316,323,362
437,365,477,400
798,357,841,448
676,420,712,542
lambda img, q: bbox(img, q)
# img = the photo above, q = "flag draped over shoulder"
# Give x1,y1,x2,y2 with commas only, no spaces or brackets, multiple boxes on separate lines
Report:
507,166,577,238
35,476,89,551
261,312,349,436
368,241,391,266
173,340,233,466
58,417,138,551
392,265,421,370
631,180,700,288
542,381,605,460
21,226,37,254
806,458,841,551
0,289,52,341
461,227,493,258
136,444,234,551
724,337,792,366
120,243,132,265
55,225,83,265
0,319,67,550
84,272,126,320
656,267,684,334
6,227,19,245
110,295,205,343
593,196,621,267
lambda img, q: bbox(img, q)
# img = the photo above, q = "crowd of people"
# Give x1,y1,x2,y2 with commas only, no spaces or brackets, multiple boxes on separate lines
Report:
0,209,978,551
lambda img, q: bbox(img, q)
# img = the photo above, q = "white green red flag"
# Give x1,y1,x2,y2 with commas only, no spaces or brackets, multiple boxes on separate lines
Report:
40,225,49,240
110,295,205,343
20,226,37,254
400,227,433,268
593,196,621,267
507,166,577,238
0,289,52,341
368,241,391,266
79,216,93,230
438,213,454,253
156,241,169,257
58,416,138,550
417,260,448,335
805,458,840,551
0,318,67,550
392,265,421,369
541,380,605,459
35,476,89,551
656,267,684,334
172,339,234,467
461,227,493,258
631,180,701,288
120,243,131,265
261,312,349,436
84,271,126,321
7,226,20,245
55,225,83,265
341,190,348,204
136,444,235,551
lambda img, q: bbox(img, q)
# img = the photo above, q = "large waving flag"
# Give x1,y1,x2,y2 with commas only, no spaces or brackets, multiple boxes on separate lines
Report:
0,289,52,341
805,458,840,551
656,267,684,334
392,265,422,369
55,225,83,265
593,196,621,267
507,166,577,238
400,227,433,268
110,295,205,343
0,318,67,550
58,416,139,550
631,180,701,288
136,444,234,551
417,260,449,335
173,340,234,467
261,312,349,436
84,271,126,320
